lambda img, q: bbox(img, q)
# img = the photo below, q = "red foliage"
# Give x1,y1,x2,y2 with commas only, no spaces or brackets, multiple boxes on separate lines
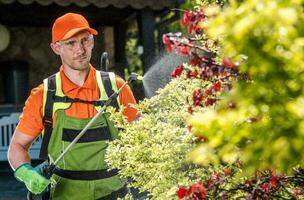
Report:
223,168,231,176
270,169,277,187
187,124,192,131
187,69,199,78
177,45,191,55
162,34,173,53
192,89,204,106
191,181,207,199
190,57,202,66
181,8,206,34
171,66,184,78
181,10,193,27
293,187,304,196
177,187,189,199
169,6,303,200
205,89,212,96
222,58,233,68
261,183,270,194
211,172,221,183
212,81,221,92
205,98,216,106
188,106,193,114
177,181,207,200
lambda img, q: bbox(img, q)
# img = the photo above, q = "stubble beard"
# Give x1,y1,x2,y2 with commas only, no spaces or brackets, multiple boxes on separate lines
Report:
64,56,91,72
70,61,90,71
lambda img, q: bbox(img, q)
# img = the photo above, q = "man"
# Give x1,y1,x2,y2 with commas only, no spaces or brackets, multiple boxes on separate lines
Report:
8,13,138,200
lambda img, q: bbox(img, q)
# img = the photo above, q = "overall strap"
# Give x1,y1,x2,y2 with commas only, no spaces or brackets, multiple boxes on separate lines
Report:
99,71,120,110
39,73,57,160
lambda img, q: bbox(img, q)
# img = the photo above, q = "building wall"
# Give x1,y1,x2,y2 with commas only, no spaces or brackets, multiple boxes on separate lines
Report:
0,26,114,104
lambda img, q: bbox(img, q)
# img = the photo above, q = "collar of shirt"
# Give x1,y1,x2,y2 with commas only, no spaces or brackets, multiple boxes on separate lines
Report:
60,64,97,93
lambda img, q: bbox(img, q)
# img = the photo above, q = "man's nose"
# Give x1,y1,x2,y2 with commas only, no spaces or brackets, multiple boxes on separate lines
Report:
74,42,85,54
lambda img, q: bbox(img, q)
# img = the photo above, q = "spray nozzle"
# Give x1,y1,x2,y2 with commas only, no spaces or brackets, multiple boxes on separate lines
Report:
128,73,144,83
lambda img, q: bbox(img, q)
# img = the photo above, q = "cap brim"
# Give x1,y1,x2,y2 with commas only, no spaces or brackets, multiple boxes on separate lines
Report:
62,27,98,41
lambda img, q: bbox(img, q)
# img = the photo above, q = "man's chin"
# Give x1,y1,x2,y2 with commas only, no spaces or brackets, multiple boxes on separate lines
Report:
71,63,90,71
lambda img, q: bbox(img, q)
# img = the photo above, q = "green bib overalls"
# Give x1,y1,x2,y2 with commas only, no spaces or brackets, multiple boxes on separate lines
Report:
40,71,126,200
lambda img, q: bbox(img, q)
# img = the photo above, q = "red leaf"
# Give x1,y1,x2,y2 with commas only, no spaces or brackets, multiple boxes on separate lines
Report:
177,187,189,199
223,168,231,176
187,69,199,78
270,169,277,187
188,106,193,114
162,34,170,45
211,172,221,182
171,66,183,78
201,71,208,80
204,43,209,49
181,12,188,27
205,89,212,96
192,89,204,106
212,81,221,92
293,187,304,196
221,192,228,200
188,23,193,33
189,57,201,66
178,46,190,56
162,35,173,53
190,181,207,199
205,98,216,106
262,183,270,194
194,25,202,34
222,58,235,69
166,43,173,53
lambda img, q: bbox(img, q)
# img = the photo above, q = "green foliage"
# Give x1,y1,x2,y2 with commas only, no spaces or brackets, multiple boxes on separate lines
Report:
196,0,228,6
125,38,143,76
182,0,228,8
189,0,304,173
106,0,304,199
106,73,220,199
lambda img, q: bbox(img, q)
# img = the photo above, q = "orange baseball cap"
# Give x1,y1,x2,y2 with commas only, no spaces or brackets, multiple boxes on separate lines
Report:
52,13,98,43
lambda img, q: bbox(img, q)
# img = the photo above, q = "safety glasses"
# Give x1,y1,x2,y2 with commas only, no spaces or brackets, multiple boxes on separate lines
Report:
57,34,93,51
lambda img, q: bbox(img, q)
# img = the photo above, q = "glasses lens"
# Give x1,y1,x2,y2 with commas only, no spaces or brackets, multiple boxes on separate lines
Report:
60,35,93,50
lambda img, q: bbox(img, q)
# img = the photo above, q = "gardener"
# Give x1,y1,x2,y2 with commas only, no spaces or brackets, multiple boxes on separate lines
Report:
7,12,138,200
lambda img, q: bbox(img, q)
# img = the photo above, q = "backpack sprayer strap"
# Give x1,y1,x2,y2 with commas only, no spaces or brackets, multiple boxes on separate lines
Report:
53,95,106,107
39,74,56,160
100,71,119,110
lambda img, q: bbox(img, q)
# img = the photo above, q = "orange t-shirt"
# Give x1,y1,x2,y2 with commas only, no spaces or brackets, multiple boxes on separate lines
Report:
16,65,138,137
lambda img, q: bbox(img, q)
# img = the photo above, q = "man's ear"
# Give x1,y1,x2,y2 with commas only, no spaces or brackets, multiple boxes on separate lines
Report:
50,42,62,55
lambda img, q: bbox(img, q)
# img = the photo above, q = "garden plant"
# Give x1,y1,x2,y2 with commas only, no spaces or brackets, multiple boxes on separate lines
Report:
106,0,304,199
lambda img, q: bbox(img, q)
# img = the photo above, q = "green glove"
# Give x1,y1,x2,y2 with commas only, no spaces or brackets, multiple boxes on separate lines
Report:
14,162,51,194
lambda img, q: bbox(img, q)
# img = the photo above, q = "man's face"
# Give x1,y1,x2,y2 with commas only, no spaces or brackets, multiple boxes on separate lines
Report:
53,31,94,71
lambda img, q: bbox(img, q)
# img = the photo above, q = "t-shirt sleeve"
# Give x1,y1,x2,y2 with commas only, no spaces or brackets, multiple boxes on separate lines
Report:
16,84,44,137
115,77,139,122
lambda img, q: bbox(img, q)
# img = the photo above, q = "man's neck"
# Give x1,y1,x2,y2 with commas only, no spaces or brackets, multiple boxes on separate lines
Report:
62,65,90,87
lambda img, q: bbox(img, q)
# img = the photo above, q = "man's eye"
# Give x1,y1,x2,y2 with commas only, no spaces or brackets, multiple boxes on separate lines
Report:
82,38,89,43
66,41,76,47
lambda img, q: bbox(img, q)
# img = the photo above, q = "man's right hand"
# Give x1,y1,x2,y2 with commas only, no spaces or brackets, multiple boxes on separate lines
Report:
14,162,50,194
